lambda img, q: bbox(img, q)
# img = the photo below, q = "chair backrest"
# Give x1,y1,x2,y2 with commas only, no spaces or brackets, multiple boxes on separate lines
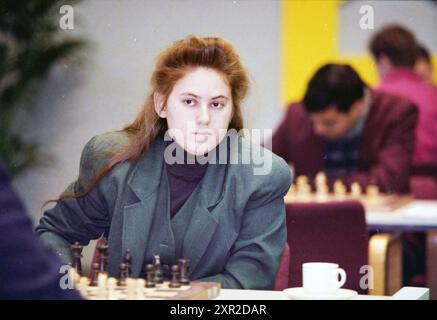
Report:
274,242,290,291
285,200,368,294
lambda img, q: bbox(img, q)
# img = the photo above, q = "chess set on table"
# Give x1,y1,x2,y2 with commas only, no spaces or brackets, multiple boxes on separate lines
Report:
284,172,413,211
69,240,221,300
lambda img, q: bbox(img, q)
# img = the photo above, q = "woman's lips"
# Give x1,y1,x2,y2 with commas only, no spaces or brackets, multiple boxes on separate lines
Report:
194,132,211,142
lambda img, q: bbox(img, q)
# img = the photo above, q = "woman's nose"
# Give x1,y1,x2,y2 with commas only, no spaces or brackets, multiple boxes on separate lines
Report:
197,104,210,125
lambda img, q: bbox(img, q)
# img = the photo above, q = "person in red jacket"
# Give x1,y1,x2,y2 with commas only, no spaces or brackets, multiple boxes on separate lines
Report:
370,25,437,166
271,63,418,194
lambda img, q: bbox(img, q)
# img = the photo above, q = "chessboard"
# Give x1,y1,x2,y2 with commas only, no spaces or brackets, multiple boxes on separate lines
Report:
284,173,413,212
73,275,221,300
69,240,221,300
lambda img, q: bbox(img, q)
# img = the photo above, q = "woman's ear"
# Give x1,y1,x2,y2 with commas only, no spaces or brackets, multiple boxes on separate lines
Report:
153,92,167,118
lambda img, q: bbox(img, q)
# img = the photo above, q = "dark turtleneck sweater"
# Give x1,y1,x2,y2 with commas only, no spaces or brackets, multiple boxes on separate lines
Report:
165,151,209,218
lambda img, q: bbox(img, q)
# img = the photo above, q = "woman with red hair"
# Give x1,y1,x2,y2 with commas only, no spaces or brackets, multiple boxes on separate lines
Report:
36,36,291,289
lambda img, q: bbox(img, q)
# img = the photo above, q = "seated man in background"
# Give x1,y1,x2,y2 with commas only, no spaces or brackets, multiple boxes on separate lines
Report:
271,63,418,194
0,160,81,299
370,24,437,166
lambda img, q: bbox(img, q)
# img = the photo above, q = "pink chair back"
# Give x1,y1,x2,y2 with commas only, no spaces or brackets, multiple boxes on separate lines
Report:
285,200,368,293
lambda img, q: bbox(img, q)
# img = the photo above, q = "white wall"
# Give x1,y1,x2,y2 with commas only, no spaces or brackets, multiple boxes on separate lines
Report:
340,0,437,54
12,0,283,223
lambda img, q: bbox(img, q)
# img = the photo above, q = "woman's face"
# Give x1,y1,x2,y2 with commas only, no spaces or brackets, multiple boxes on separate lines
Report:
155,67,233,156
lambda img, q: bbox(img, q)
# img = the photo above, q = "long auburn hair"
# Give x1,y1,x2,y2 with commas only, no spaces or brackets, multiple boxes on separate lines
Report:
50,36,250,205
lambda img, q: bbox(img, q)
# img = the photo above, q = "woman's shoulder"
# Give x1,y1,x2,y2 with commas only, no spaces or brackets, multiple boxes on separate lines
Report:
80,131,131,169
77,130,133,189
83,130,132,155
228,133,293,193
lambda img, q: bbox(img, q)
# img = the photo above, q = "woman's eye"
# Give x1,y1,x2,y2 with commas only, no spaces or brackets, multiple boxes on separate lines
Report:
211,102,223,108
184,99,196,106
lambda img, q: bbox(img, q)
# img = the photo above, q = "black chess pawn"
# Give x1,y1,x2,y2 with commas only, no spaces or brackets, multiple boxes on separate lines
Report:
178,259,190,285
90,262,100,287
97,238,109,273
169,265,181,288
145,264,156,288
118,263,128,287
153,254,163,284
71,242,83,275
123,249,133,277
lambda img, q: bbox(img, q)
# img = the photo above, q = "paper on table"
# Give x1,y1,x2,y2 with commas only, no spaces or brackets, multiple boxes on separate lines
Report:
401,202,437,220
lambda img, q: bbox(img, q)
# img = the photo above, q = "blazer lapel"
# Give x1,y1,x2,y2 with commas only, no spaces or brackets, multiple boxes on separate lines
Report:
181,161,227,275
122,138,166,276
121,132,233,276
182,133,236,274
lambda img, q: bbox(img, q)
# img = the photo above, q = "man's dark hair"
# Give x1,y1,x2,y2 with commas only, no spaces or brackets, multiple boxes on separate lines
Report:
417,44,431,63
303,64,366,114
369,24,418,67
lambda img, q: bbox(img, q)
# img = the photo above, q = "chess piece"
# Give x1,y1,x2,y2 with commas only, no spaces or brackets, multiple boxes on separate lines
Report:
71,242,83,275
296,175,312,196
315,172,329,198
333,179,347,197
153,254,163,284
123,249,133,277
178,259,190,285
169,264,181,288
118,263,128,287
90,262,100,287
145,264,156,288
97,237,109,273
351,182,363,197
315,172,327,186
296,175,308,185
366,184,379,197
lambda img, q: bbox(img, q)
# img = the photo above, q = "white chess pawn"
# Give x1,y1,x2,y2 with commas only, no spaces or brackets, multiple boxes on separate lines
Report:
366,184,379,197
296,175,309,186
315,186,329,201
315,171,327,186
315,172,329,198
351,182,362,197
333,179,347,197
296,176,312,196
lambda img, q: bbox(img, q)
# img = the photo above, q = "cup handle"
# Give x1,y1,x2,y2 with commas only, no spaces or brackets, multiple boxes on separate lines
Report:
337,268,347,288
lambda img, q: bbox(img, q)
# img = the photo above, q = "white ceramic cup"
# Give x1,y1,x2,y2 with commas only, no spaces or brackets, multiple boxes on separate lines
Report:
302,262,347,295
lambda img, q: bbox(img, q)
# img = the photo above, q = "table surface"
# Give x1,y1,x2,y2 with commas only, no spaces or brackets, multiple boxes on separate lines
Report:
366,200,437,231
216,287,429,300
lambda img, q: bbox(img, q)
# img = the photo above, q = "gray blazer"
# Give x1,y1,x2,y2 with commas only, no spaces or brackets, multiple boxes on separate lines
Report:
36,131,292,289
